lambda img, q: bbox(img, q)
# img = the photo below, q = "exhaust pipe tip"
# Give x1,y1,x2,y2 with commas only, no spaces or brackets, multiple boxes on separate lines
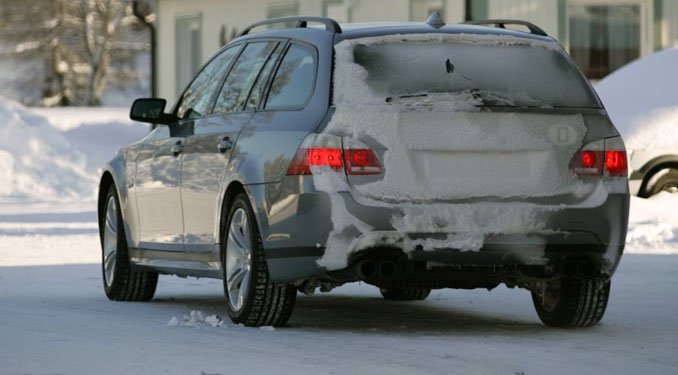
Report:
359,260,377,279
378,261,397,279
580,261,598,278
562,261,578,277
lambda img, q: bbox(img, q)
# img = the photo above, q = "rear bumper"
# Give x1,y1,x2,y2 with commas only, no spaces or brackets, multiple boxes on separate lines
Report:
260,179,629,283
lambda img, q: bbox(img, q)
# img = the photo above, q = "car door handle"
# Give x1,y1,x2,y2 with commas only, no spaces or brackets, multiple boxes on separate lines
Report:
171,141,184,156
218,137,233,153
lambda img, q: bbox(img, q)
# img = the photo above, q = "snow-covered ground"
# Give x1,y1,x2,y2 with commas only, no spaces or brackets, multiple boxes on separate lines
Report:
0,242,677,374
1,45,678,373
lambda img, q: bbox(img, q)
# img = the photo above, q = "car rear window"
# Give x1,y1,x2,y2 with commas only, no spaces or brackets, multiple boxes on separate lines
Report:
351,41,600,108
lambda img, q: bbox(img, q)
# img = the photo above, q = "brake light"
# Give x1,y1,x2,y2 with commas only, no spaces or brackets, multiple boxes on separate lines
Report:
308,148,343,169
573,150,603,176
605,150,627,176
286,136,382,176
344,149,382,175
573,137,627,177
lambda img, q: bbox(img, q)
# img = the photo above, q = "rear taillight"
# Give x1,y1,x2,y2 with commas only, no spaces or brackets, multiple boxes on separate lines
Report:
287,135,382,176
344,148,382,175
573,137,627,177
605,150,627,177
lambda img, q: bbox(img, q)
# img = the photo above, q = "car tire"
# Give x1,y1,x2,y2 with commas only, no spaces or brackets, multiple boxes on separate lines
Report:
101,185,158,301
222,193,296,327
379,287,431,301
531,278,610,327
649,169,678,196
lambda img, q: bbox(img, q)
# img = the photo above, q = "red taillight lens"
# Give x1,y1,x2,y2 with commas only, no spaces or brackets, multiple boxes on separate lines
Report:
287,148,344,175
580,151,597,168
344,149,382,175
605,150,627,176
308,148,343,169
573,139,627,178
287,146,382,176
573,150,603,176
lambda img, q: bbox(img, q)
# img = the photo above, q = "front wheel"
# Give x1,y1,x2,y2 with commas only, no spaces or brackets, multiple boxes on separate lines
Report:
101,185,158,301
531,278,610,327
222,193,296,327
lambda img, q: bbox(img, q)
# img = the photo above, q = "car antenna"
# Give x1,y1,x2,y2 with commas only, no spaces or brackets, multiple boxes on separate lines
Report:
426,11,445,29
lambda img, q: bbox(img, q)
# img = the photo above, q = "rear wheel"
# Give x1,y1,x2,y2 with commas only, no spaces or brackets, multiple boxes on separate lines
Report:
531,278,610,327
380,287,431,301
222,193,296,327
101,185,158,301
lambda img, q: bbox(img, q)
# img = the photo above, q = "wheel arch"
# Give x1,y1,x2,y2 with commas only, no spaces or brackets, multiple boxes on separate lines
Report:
218,182,270,258
634,155,678,197
97,171,116,242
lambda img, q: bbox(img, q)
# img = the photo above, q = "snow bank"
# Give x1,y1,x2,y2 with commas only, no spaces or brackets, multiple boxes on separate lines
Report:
0,96,96,200
33,106,149,173
626,193,678,253
595,48,678,150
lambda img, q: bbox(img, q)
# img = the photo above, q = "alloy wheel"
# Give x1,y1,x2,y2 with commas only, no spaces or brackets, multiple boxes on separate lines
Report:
102,196,118,287
225,208,252,312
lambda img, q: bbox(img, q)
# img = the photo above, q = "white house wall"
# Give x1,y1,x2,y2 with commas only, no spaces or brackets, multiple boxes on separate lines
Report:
488,0,559,38
663,0,678,47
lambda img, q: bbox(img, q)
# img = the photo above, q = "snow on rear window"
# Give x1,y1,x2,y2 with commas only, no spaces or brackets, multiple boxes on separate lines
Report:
337,33,600,109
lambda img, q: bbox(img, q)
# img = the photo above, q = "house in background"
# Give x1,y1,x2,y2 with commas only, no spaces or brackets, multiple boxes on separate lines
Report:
155,0,678,104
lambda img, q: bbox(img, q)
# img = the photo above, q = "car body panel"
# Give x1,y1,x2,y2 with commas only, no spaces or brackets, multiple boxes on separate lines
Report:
181,112,251,251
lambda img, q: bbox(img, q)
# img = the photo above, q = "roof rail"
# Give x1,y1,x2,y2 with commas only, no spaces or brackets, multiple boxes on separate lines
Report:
463,19,548,37
238,16,342,37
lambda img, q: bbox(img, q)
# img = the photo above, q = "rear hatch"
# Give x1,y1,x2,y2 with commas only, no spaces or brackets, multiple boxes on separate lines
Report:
327,33,602,204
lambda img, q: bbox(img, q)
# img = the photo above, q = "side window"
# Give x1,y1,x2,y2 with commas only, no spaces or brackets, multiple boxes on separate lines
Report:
245,45,284,111
265,44,317,110
213,42,278,114
176,46,241,120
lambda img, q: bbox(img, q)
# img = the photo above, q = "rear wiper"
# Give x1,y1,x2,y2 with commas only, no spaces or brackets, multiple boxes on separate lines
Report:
385,93,428,103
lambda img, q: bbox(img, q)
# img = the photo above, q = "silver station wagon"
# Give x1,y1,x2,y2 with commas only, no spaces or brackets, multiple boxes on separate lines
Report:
98,14,629,327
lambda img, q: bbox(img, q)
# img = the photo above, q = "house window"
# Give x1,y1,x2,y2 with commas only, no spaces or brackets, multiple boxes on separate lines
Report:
175,14,202,95
410,0,445,22
569,3,642,79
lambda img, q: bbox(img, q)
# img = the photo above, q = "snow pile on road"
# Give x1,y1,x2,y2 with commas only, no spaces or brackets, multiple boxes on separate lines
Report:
167,311,225,328
165,310,276,331
595,47,678,150
0,96,95,200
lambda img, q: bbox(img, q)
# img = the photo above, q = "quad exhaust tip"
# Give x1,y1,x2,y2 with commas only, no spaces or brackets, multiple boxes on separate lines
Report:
358,260,400,280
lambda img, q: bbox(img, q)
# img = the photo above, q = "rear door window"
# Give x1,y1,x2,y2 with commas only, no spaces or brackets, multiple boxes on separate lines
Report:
264,44,317,110
245,45,285,111
213,41,278,114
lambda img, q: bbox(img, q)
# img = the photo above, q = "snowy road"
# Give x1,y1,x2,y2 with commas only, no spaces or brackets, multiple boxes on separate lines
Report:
1,229,676,374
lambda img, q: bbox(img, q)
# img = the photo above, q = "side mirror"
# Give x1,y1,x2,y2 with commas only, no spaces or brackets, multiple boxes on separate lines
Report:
130,98,176,125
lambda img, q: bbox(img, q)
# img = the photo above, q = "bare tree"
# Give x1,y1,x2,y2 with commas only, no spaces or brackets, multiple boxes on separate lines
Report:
0,0,152,106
